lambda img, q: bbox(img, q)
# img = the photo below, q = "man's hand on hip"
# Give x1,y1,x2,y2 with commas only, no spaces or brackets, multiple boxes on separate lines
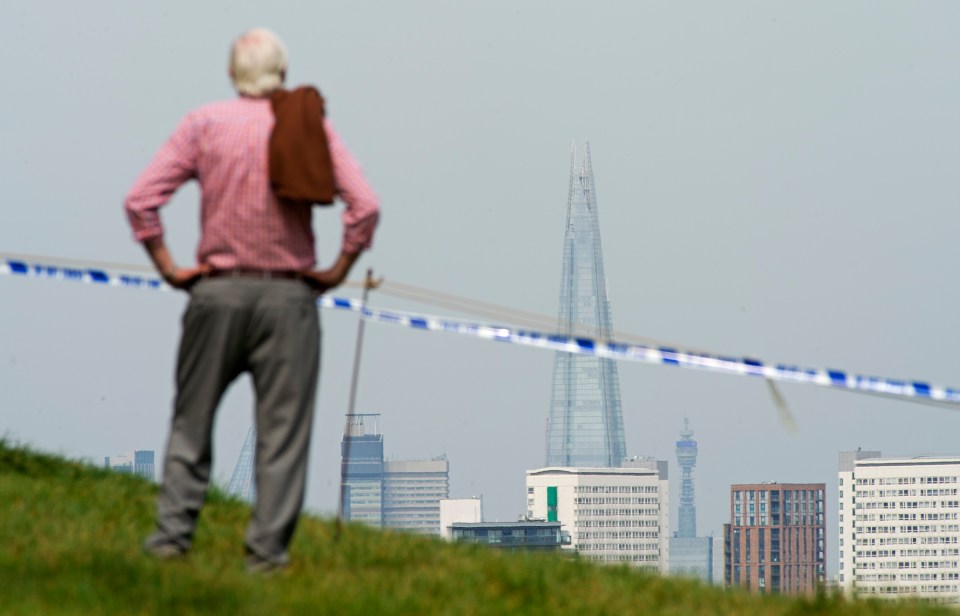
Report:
164,265,211,291
303,250,360,294
143,237,211,292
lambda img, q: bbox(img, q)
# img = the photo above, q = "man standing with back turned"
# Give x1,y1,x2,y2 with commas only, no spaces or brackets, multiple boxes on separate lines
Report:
124,28,379,572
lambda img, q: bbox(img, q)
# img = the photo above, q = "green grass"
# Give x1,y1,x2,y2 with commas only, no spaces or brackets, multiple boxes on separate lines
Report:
0,441,951,616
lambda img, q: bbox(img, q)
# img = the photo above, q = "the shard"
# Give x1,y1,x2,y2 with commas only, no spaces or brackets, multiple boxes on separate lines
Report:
545,143,627,468
226,426,256,503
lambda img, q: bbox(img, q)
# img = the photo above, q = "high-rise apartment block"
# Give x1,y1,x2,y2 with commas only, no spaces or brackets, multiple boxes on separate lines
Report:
839,451,960,604
526,465,669,571
383,458,450,535
545,144,626,468
104,450,155,482
340,413,450,534
726,483,826,594
837,449,881,593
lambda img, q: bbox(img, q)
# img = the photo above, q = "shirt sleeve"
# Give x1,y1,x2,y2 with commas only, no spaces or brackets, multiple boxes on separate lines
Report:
324,118,380,254
123,113,200,242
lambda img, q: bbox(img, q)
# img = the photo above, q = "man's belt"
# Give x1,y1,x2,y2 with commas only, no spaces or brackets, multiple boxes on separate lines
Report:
206,268,306,281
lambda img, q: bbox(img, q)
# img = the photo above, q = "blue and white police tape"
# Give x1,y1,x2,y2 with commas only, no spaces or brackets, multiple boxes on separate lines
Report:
1,257,164,290
5,254,960,407
318,296,960,406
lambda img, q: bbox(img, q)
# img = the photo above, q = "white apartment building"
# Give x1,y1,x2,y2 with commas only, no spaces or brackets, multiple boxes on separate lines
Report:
839,451,960,604
526,465,669,572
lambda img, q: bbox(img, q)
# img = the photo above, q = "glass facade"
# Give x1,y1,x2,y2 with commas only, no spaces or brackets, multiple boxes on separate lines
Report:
451,522,567,551
340,414,449,534
670,536,714,582
545,143,626,468
342,429,385,528
226,427,256,503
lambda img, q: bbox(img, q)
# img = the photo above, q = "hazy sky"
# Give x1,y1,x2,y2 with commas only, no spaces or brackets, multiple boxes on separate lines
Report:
3,2,960,578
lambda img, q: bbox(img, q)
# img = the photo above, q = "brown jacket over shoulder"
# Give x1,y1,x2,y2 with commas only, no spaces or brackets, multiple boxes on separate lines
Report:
269,86,336,206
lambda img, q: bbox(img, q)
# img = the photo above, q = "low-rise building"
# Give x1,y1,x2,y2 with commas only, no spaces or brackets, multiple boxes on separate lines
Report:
451,520,568,551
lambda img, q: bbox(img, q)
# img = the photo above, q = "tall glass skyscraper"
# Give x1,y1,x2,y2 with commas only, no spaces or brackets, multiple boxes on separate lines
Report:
545,143,627,468
341,413,385,527
226,427,256,503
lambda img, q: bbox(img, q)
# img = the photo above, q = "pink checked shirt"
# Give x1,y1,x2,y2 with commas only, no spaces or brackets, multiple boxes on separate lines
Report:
125,97,379,270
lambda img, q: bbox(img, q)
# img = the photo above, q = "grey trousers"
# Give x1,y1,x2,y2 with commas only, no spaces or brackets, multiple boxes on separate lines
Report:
146,276,320,562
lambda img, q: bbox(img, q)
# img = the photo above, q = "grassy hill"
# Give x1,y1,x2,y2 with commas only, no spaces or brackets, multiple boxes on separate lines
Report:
0,441,950,616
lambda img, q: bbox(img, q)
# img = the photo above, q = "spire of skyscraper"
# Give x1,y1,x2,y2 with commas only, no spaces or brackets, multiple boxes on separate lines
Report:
545,142,627,468
227,426,256,503
675,418,698,538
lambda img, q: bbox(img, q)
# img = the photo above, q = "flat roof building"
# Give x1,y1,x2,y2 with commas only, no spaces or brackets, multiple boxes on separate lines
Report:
382,457,450,535
839,452,960,604
440,498,483,541
726,483,826,595
526,465,669,572
451,521,568,551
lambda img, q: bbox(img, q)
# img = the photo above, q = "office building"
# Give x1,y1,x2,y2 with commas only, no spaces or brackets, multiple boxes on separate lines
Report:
671,537,715,582
339,413,450,534
726,483,826,594
383,457,450,535
450,521,568,551
545,143,627,468
341,414,385,528
839,451,960,604
104,450,155,482
526,464,669,571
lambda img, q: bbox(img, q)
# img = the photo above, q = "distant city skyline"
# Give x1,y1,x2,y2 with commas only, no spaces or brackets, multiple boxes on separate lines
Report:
5,4,960,586
104,450,155,483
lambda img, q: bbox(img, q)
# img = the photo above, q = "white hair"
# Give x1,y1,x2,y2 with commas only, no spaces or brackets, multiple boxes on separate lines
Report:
229,28,288,97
